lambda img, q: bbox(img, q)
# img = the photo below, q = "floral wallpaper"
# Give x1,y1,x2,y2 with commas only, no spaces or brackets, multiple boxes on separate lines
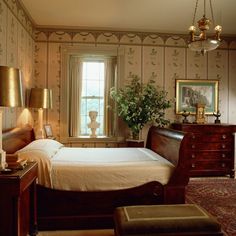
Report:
33,28,236,139
0,0,34,130
1,0,236,140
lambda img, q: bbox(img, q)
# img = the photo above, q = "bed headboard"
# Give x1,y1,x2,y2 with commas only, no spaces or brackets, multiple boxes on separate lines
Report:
2,125,35,154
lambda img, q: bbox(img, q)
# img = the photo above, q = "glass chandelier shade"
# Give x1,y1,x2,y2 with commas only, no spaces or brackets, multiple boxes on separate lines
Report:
188,0,222,55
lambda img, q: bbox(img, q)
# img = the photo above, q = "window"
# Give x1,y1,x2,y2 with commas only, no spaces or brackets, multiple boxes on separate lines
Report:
68,54,117,138
60,45,122,142
80,60,105,136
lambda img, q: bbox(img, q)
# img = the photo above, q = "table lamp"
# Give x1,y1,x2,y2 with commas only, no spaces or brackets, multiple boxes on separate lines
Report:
0,66,24,170
29,88,52,139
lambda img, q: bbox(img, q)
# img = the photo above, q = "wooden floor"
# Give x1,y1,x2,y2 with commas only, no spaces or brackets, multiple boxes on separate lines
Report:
38,229,114,236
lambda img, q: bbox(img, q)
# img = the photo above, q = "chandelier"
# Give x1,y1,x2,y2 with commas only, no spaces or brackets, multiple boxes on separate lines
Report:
188,0,222,55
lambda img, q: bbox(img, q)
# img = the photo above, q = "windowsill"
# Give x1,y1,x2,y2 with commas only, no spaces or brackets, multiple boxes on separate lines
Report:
63,136,125,143
126,139,145,143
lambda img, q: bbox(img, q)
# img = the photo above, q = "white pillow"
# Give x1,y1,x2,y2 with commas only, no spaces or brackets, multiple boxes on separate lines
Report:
16,139,64,159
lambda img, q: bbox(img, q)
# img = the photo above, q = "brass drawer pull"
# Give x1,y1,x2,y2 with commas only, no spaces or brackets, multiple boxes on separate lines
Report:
222,135,227,139
191,163,195,168
192,135,196,139
191,144,195,149
221,144,226,149
191,154,195,159
221,163,226,168
222,153,226,158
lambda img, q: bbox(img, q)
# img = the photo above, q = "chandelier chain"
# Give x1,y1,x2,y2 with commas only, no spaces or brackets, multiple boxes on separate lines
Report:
192,0,199,25
204,0,206,16
209,0,215,26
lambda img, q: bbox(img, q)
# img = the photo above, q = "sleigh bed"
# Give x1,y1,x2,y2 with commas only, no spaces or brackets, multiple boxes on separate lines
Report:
3,125,192,231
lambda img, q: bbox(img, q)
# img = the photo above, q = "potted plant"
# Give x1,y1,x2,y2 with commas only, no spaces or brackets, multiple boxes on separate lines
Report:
110,75,172,139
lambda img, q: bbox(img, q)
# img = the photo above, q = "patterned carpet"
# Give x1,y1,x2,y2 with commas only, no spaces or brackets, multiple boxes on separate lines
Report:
186,178,236,236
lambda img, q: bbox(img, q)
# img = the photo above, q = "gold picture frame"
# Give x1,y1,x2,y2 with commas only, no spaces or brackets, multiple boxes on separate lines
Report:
175,79,219,115
195,103,206,123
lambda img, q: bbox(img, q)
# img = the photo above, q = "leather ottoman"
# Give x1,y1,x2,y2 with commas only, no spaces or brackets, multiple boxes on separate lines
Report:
114,204,223,236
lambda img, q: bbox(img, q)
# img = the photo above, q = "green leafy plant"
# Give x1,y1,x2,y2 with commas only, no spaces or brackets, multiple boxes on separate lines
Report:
110,75,172,138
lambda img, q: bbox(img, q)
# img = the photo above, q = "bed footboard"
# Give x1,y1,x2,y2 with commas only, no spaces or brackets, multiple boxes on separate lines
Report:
146,126,192,203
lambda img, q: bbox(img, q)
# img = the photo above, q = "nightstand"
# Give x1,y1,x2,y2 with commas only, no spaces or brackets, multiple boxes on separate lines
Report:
0,162,38,236
126,139,145,147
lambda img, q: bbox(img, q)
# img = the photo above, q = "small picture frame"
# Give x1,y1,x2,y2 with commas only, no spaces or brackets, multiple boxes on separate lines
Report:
44,124,53,138
195,103,206,124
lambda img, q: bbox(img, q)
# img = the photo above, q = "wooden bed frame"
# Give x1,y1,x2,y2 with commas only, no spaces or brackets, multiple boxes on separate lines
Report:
3,125,192,231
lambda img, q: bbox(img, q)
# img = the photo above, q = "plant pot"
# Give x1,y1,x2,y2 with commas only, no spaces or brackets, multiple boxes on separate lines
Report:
132,131,140,140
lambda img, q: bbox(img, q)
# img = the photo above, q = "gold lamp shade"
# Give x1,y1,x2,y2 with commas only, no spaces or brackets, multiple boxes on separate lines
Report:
0,66,24,107
29,88,52,109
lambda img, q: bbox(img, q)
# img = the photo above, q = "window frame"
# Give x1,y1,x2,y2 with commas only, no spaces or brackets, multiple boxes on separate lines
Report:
60,45,123,143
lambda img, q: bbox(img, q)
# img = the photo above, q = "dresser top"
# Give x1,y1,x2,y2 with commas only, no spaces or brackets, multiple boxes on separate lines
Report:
172,123,236,126
171,123,236,133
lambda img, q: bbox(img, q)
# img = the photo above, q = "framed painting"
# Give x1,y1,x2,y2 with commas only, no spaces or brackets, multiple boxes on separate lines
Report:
175,79,219,115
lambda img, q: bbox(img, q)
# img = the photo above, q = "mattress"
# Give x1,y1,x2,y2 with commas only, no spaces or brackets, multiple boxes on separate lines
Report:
51,147,174,191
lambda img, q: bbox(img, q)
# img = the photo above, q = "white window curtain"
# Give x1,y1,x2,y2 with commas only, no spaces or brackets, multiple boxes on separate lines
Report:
69,56,82,137
104,57,117,136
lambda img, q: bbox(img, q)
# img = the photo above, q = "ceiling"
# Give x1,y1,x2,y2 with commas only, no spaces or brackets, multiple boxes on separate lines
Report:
20,0,236,35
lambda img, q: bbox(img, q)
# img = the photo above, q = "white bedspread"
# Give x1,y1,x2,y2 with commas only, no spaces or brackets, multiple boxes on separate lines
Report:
50,147,174,191
16,139,175,191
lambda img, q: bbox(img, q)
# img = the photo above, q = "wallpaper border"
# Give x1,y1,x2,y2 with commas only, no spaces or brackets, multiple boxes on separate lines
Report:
34,28,236,49
3,0,34,38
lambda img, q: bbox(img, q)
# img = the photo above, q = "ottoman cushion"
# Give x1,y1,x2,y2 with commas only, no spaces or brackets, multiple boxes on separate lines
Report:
114,204,223,236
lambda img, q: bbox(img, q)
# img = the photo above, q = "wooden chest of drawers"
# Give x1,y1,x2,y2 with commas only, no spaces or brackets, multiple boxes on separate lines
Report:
171,123,236,178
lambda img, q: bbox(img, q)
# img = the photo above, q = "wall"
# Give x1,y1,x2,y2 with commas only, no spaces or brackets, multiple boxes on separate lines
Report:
1,0,235,139
34,29,236,140
0,0,34,130
0,1,235,142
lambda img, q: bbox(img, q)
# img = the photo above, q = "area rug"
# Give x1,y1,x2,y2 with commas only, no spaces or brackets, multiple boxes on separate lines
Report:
186,178,236,236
